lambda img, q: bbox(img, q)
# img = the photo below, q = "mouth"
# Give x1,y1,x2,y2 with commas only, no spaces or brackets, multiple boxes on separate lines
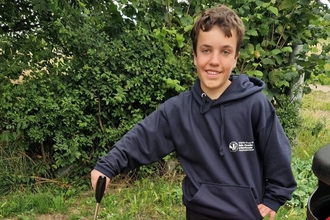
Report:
206,70,220,75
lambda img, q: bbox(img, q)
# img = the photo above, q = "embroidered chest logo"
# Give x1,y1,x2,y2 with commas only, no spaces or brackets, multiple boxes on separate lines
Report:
229,141,254,152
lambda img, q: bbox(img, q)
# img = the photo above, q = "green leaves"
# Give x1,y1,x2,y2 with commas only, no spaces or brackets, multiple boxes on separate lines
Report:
279,0,296,11
180,15,194,27
1,0,330,184
246,29,258,36
247,70,263,78
267,6,278,16
289,157,317,208
237,0,330,111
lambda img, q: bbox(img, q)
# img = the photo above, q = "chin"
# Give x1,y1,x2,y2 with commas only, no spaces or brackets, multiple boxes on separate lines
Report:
205,81,221,87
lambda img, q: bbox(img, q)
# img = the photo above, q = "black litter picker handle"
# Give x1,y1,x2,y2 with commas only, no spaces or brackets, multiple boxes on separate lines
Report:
93,176,106,220
95,176,106,203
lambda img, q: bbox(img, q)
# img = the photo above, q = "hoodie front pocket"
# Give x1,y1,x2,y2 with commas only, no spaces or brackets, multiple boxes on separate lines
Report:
189,183,263,219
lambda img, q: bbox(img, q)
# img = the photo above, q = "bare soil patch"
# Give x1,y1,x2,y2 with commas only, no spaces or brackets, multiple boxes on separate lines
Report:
310,84,330,92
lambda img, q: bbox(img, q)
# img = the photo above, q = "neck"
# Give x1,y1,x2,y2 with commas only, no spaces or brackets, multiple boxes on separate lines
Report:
202,80,231,100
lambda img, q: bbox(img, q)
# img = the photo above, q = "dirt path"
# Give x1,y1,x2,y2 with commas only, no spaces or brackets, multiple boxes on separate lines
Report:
310,84,330,92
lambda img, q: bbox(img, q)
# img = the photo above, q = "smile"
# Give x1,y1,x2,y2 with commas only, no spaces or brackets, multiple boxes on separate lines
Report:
206,71,220,75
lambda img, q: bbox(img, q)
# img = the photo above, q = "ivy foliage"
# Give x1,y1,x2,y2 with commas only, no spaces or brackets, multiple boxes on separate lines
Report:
0,0,329,184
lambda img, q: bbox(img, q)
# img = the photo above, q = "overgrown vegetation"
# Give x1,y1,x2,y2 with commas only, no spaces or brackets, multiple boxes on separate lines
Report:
1,0,330,219
1,88,330,219
295,90,330,159
1,0,330,186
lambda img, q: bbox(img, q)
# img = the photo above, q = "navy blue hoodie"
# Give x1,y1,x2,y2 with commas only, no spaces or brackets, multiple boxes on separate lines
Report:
94,74,297,219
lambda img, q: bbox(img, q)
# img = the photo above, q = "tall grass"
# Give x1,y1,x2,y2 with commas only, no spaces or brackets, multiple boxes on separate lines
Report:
284,88,330,219
1,175,185,220
0,186,71,219
1,88,330,220
294,90,330,160
97,176,185,220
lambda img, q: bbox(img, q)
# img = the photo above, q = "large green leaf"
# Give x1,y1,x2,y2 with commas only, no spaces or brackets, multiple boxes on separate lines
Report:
279,0,296,11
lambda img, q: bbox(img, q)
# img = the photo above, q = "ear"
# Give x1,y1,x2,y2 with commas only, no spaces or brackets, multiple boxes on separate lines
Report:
232,52,240,70
235,51,240,59
193,52,197,66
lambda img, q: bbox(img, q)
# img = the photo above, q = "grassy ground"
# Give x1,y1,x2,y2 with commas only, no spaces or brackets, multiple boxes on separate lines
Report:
294,87,330,160
1,175,186,220
1,86,330,220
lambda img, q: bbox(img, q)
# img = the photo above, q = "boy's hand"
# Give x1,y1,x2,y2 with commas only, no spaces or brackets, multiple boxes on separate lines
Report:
258,204,276,220
90,169,111,190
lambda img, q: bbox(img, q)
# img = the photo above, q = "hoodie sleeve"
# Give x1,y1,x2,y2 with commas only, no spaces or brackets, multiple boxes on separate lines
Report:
94,103,175,178
256,101,297,211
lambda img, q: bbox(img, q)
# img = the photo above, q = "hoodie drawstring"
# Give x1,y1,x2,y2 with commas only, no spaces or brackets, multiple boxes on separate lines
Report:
200,93,214,114
200,93,225,157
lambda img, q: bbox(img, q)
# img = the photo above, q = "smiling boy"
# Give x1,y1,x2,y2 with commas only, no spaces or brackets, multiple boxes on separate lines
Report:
192,10,240,100
91,4,296,220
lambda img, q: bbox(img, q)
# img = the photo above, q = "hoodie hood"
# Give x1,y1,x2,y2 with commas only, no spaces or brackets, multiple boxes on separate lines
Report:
192,74,265,114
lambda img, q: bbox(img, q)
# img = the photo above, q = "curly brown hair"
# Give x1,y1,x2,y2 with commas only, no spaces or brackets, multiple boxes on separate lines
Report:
190,4,245,55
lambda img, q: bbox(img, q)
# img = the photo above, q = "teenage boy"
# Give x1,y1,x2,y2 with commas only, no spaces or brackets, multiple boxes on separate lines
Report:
91,4,297,220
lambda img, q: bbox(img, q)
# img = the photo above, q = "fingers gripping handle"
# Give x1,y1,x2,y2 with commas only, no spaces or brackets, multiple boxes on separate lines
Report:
93,176,106,220
95,176,106,203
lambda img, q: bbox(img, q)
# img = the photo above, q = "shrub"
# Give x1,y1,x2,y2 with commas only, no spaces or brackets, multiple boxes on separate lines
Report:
1,0,329,184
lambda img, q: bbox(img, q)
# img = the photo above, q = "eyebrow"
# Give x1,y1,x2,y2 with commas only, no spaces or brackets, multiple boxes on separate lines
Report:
199,44,234,50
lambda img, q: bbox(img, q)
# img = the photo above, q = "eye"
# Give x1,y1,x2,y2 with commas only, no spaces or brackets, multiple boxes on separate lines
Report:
202,49,210,54
223,50,230,55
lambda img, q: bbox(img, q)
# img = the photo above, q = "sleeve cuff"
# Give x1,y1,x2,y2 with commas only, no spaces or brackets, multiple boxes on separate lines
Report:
262,197,282,212
94,164,115,179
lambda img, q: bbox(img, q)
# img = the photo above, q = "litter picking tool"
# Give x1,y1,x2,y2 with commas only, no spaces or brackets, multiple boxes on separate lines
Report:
93,176,106,220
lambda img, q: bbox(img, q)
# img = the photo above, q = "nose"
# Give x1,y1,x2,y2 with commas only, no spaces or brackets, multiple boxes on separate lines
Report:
210,51,220,66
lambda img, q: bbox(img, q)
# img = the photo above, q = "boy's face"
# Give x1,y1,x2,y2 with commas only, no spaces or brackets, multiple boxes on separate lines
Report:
194,26,239,99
